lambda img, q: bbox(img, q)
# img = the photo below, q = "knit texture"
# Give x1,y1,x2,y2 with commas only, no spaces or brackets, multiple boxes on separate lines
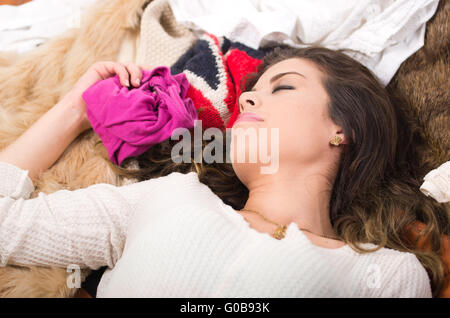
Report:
171,33,266,129
136,0,269,130
136,0,197,69
0,161,432,297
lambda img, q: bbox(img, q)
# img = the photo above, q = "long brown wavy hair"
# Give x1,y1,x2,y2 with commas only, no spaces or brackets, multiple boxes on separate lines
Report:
106,46,449,297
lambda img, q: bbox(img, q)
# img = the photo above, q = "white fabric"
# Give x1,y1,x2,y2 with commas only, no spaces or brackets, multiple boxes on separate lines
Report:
0,0,97,54
168,0,439,86
420,161,450,203
0,161,431,297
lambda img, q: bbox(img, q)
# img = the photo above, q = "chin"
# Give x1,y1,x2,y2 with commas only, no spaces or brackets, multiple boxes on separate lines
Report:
229,127,280,175
231,161,261,185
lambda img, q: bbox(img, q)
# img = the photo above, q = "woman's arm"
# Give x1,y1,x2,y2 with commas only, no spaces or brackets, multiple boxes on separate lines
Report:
0,61,151,269
0,61,143,183
377,253,432,298
0,160,167,269
0,93,85,182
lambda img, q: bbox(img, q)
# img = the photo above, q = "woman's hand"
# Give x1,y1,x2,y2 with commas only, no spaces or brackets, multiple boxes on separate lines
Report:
0,61,149,181
66,61,144,132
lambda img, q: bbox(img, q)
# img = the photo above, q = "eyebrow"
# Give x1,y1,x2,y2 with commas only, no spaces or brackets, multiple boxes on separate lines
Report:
270,71,306,83
251,71,306,91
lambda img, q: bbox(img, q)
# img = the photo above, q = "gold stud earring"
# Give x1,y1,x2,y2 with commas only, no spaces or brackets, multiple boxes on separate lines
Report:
330,135,342,146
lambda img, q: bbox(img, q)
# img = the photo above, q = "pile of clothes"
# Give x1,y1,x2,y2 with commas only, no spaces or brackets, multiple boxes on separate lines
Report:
82,32,268,165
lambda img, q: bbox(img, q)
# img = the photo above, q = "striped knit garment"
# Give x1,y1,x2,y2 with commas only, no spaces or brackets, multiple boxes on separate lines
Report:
171,33,268,129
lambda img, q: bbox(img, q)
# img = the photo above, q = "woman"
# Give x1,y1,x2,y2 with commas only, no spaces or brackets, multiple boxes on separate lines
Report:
0,46,446,297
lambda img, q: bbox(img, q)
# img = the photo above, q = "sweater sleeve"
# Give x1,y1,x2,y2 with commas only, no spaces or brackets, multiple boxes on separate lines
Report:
380,253,433,298
0,161,161,270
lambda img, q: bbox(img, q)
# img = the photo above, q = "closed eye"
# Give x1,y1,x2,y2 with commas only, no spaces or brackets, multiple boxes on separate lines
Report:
272,85,295,93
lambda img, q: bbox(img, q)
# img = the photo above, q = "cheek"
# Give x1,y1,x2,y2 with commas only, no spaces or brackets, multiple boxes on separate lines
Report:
275,109,329,160
270,106,308,141
229,105,329,166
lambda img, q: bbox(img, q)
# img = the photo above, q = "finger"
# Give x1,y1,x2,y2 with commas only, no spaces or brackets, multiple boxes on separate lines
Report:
123,62,142,87
99,62,130,87
113,63,132,87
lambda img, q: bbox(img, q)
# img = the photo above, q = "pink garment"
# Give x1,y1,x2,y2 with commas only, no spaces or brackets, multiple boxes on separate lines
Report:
82,66,197,165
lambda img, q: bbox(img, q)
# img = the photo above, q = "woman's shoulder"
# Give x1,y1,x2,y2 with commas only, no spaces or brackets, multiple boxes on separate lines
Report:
110,171,202,200
348,243,427,282
351,242,423,265
137,170,210,197
161,170,199,180
138,171,200,185
377,252,432,297
350,243,432,297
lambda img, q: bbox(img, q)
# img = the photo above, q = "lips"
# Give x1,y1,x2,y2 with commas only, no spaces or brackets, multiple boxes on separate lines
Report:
234,112,264,125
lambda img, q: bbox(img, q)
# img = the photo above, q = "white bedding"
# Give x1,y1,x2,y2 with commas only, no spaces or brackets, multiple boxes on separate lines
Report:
0,0,96,54
168,0,440,86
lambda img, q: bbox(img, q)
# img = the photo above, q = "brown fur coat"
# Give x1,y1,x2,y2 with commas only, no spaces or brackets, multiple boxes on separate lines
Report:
0,0,150,297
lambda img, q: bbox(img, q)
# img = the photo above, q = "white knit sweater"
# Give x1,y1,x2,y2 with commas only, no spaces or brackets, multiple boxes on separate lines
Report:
0,161,432,297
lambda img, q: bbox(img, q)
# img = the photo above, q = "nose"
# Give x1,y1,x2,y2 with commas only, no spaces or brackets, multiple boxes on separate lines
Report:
238,91,259,113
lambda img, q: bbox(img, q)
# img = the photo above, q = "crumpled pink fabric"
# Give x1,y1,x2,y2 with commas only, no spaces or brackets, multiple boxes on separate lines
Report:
82,66,197,165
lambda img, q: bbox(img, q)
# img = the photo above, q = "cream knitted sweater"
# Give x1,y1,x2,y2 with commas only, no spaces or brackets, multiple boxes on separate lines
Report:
0,161,432,297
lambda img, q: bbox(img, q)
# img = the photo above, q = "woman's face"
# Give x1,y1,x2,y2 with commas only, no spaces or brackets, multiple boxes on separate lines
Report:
230,57,343,184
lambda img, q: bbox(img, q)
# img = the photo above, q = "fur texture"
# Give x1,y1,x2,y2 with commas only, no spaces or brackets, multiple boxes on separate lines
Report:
0,0,150,298
386,0,449,170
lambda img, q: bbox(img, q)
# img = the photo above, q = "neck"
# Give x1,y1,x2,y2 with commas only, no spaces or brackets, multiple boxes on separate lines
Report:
241,167,337,238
